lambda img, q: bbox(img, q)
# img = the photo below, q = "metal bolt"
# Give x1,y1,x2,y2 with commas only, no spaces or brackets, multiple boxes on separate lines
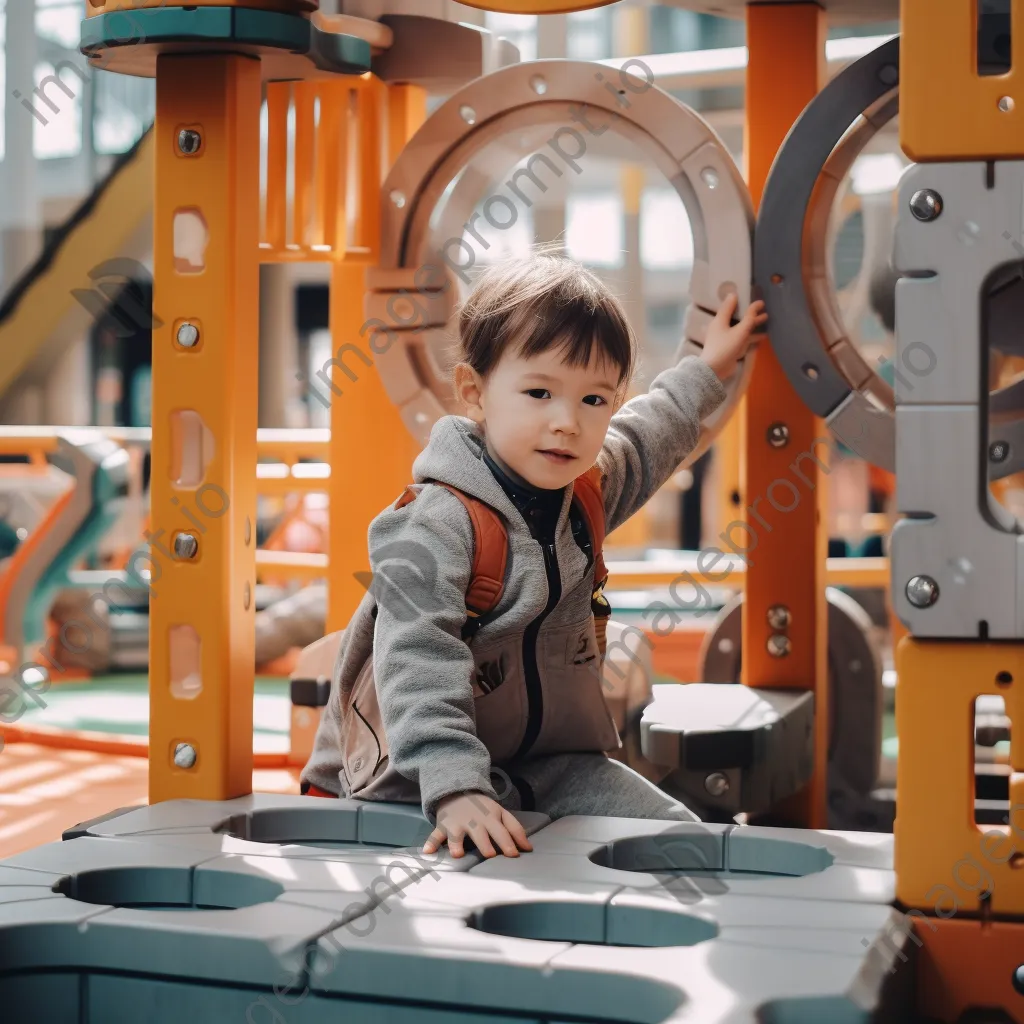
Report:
906,575,939,608
176,322,199,348
767,423,790,448
1014,963,1024,995
878,64,898,86
910,189,943,222
704,772,730,797
174,743,197,769
990,440,1010,464
767,605,791,630
767,633,791,658
178,129,201,154
173,533,198,560
20,665,49,688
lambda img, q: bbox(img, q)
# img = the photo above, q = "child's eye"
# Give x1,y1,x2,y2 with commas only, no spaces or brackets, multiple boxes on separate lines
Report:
583,395,606,406
526,389,550,399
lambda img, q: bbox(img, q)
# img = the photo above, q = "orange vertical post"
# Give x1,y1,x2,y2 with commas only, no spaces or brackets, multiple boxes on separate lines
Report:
148,54,261,802
326,81,425,633
743,5,829,828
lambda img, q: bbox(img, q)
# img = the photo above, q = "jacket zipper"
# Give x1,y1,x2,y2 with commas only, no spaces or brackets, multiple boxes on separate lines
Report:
513,539,561,759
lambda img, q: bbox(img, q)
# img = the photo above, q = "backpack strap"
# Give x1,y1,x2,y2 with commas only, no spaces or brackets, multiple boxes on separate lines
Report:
394,483,507,643
571,466,610,658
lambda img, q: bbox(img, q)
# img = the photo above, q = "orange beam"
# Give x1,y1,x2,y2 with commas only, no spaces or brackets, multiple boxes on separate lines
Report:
149,54,261,803
743,4,828,828
326,80,424,632
915,917,1024,1022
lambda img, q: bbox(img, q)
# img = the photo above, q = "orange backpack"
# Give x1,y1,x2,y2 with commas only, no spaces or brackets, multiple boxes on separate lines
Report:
393,466,611,657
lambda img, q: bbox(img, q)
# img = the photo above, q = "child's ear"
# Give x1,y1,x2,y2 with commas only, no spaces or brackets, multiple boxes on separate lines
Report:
453,363,485,423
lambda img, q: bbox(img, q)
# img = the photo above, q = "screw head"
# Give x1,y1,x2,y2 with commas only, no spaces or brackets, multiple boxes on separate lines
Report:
704,772,730,797
1014,963,1024,995
174,743,197,769
178,129,201,155
173,533,199,560
767,633,791,658
20,665,49,688
767,423,790,448
767,604,791,630
906,575,939,608
990,440,1010,464
176,322,199,348
910,189,943,222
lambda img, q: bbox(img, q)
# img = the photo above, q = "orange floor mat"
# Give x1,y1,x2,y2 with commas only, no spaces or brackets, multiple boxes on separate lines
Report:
0,743,302,859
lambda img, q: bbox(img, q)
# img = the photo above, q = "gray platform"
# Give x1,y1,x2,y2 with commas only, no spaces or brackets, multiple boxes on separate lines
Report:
0,795,912,1023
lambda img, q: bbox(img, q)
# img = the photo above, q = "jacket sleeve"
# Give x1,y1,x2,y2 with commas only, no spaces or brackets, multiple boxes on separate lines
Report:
367,484,499,821
596,355,727,535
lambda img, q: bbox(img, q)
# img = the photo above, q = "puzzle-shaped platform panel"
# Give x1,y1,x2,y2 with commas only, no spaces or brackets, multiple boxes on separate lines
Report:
0,795,913,1023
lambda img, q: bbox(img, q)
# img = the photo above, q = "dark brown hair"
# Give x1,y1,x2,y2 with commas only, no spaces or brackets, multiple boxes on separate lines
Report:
456,249,636,387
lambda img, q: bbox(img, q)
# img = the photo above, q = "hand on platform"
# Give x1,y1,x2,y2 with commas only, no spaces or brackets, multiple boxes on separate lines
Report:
700,293,767,381
423,791,533,859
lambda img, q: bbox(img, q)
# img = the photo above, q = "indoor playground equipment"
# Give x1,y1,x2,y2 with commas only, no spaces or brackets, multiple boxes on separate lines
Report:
0,1,1020,1022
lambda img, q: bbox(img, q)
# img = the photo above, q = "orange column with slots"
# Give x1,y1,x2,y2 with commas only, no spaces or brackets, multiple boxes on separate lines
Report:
327,81,425,633
148,54,261,802
742,5,829,828
894,3,1024,1016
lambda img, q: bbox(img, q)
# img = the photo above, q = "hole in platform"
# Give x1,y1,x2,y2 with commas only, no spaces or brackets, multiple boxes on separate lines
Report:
216,807,368,849
471,900,718,948
53,866,283,910
589,830,834,878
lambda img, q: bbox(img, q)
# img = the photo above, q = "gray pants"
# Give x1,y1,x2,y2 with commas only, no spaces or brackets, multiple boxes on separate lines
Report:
494,753,700,822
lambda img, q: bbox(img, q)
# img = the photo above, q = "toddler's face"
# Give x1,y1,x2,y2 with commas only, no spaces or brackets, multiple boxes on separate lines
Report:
465,342,621,490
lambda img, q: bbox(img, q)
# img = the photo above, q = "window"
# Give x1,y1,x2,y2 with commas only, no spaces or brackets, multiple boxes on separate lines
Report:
566,193,623,268
33,60,82,158
484,12,538,62
34,1,87,158
94,74,154,155
0,6,6,161
641,190,694,269
36,0,84,49
567,9,612,61
850,153,906,195
465,205,535,265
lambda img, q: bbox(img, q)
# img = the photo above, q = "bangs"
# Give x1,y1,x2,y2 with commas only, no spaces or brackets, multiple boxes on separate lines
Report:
457,250,637,386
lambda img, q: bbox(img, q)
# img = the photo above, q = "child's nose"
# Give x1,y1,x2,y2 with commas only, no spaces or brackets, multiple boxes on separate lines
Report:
551,403,580,434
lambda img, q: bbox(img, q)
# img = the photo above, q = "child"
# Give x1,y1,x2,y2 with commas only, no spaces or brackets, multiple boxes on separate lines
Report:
302,252,766,859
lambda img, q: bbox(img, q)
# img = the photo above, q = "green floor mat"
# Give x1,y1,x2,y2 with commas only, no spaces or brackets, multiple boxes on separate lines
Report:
16,674,291,754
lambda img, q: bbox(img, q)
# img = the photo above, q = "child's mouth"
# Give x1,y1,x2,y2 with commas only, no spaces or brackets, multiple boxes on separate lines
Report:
539,450,576,464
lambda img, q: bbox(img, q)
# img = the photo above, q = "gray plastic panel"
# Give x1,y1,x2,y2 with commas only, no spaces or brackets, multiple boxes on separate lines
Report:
310,908,683,1024
891,405,1020,637
0,973,81,1024
640,682,814,816
467,819,894,906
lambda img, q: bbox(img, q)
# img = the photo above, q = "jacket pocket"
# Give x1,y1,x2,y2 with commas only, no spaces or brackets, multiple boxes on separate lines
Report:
536,616,620,754
469,633,526,763
340,656,389,793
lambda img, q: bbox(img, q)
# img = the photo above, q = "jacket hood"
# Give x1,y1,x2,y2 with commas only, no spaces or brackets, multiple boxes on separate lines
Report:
412,415,575,529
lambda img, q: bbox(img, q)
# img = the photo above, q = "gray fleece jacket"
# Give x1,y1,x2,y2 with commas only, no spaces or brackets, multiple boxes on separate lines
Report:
302,355,727,818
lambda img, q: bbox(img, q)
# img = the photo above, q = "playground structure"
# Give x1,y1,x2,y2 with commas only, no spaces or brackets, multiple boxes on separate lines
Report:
0,1,1021,1021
